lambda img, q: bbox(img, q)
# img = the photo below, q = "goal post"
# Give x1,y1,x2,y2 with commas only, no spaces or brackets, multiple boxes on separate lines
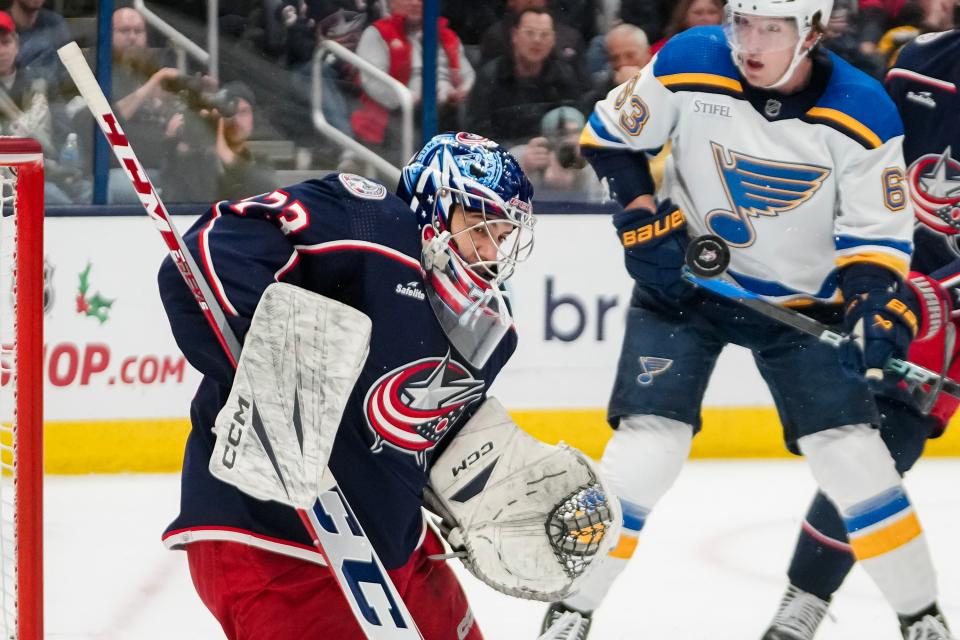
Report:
0,137,43,640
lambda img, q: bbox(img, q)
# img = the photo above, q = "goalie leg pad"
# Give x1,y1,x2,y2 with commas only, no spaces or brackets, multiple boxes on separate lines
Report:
799,424,937,615
426,398,621,602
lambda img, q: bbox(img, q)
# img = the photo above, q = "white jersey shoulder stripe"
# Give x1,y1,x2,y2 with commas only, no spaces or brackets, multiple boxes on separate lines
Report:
885,68,957,93
200,201,240,317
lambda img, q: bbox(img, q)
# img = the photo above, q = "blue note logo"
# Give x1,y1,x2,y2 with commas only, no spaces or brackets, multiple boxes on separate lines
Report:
636,356,673,386
706,143,831,247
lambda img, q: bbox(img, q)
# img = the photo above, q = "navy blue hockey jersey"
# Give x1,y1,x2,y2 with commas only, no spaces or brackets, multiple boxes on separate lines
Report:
885,29,960,276
159,173,517,569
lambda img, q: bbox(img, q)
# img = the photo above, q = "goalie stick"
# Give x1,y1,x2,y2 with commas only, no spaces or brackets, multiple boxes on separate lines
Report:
57,42,422,640
682,270,960,403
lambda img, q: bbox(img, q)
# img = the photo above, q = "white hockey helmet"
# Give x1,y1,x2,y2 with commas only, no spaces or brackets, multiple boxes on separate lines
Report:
725,0,833,89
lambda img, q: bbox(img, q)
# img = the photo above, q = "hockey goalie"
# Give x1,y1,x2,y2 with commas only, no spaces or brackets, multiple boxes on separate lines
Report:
158,132,620,640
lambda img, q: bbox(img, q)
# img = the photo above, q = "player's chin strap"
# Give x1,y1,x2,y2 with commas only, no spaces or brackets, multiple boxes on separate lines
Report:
424,398,621,602
762,35,819,90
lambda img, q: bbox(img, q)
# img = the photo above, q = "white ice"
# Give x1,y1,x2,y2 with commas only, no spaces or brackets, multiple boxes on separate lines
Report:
44,459,960,639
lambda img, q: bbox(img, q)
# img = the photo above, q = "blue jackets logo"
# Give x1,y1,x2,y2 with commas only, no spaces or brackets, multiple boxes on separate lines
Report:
706,142,831,247
907,147,960,234
364,352,485,465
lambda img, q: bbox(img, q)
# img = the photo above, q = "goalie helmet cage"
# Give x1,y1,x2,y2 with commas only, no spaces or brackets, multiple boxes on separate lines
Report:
0,137,43,640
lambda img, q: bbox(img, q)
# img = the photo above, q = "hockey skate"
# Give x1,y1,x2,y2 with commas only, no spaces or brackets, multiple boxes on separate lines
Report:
902,613,956,640
761,585,830,640
539,602,592,640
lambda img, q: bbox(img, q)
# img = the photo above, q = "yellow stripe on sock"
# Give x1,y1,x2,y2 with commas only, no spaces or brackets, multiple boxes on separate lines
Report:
608,533,638,559
850,512,923,560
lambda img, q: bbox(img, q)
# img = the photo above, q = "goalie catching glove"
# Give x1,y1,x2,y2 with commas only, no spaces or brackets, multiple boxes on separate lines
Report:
424,398,621,602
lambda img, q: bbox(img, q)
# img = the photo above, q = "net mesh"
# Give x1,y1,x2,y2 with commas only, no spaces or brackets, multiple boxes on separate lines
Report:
0,164,21,639
546,483,615,579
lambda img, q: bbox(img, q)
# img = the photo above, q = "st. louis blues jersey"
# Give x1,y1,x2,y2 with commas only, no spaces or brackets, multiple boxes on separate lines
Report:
885,29,960,277
159,173,516,570
581,26,914,304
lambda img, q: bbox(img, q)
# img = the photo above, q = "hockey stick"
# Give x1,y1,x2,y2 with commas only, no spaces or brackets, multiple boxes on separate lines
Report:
681,270,960,401
57,42,422,639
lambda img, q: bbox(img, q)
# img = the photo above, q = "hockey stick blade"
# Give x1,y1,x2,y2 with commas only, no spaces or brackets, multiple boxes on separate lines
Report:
682,270,960,401
58,42,423,639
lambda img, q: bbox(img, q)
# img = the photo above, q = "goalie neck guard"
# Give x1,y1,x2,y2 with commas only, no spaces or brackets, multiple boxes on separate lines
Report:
398,132,535,368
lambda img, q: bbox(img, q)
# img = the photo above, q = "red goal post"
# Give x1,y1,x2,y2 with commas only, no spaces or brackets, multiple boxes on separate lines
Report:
0,137,43,640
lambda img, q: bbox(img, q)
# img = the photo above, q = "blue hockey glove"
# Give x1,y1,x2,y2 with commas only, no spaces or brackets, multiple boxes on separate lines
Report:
613,198,691,301
840,288,918,379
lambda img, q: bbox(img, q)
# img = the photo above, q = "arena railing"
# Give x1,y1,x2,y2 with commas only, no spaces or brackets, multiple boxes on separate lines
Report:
311,39,414,186
132,0,217,82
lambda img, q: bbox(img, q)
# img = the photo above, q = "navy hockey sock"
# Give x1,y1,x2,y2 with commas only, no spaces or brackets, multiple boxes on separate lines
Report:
787,491,854,602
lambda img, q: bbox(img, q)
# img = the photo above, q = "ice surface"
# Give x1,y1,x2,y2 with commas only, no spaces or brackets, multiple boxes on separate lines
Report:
43,460,960,639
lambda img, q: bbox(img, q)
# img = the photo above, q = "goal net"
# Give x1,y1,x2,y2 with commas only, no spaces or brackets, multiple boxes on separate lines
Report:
0,138,43,640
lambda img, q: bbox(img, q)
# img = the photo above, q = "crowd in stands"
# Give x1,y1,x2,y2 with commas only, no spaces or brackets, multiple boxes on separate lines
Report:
3,0,958,205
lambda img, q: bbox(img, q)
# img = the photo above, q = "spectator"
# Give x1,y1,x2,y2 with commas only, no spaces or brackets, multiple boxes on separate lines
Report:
0,11,49,149
9,0,70,86
270,1,383,169
351,0,475,155
583,22,672,191
281,1,382,69
618,0,674,43
479,0,585,67
649,0,723,54
512,106,604,200
822,0,887,77
100,6,190,203
272,0,382,159
589,22,650,97
0,10,78,204
165,81,277,201
552,0,600,43
441,2,501,46
858,0,909,54
875,0,957,64
467,8,588,147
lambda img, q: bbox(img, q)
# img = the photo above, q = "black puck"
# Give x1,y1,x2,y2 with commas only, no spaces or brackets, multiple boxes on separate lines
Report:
685,235,730,278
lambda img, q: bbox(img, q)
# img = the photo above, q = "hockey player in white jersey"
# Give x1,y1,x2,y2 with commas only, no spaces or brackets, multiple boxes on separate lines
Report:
539,0,955,638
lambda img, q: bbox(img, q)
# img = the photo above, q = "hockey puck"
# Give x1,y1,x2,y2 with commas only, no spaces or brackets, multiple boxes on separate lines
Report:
685,235,730,278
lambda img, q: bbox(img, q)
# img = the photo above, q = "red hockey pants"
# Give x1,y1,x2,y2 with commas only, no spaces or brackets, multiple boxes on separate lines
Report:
186,528,482,640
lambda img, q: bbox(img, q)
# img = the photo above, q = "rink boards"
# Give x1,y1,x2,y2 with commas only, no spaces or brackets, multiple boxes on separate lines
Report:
31,215,960,473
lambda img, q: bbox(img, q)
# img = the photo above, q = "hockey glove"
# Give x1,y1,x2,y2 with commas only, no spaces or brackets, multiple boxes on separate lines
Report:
841,288,918,379
613,198,691,301
424,398,620,602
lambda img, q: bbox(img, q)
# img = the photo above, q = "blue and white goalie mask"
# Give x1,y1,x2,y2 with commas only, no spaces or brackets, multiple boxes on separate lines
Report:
398,133,536,368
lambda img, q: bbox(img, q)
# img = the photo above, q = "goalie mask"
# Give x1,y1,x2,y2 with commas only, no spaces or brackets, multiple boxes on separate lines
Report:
725,0,832,90
398,132,536,369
